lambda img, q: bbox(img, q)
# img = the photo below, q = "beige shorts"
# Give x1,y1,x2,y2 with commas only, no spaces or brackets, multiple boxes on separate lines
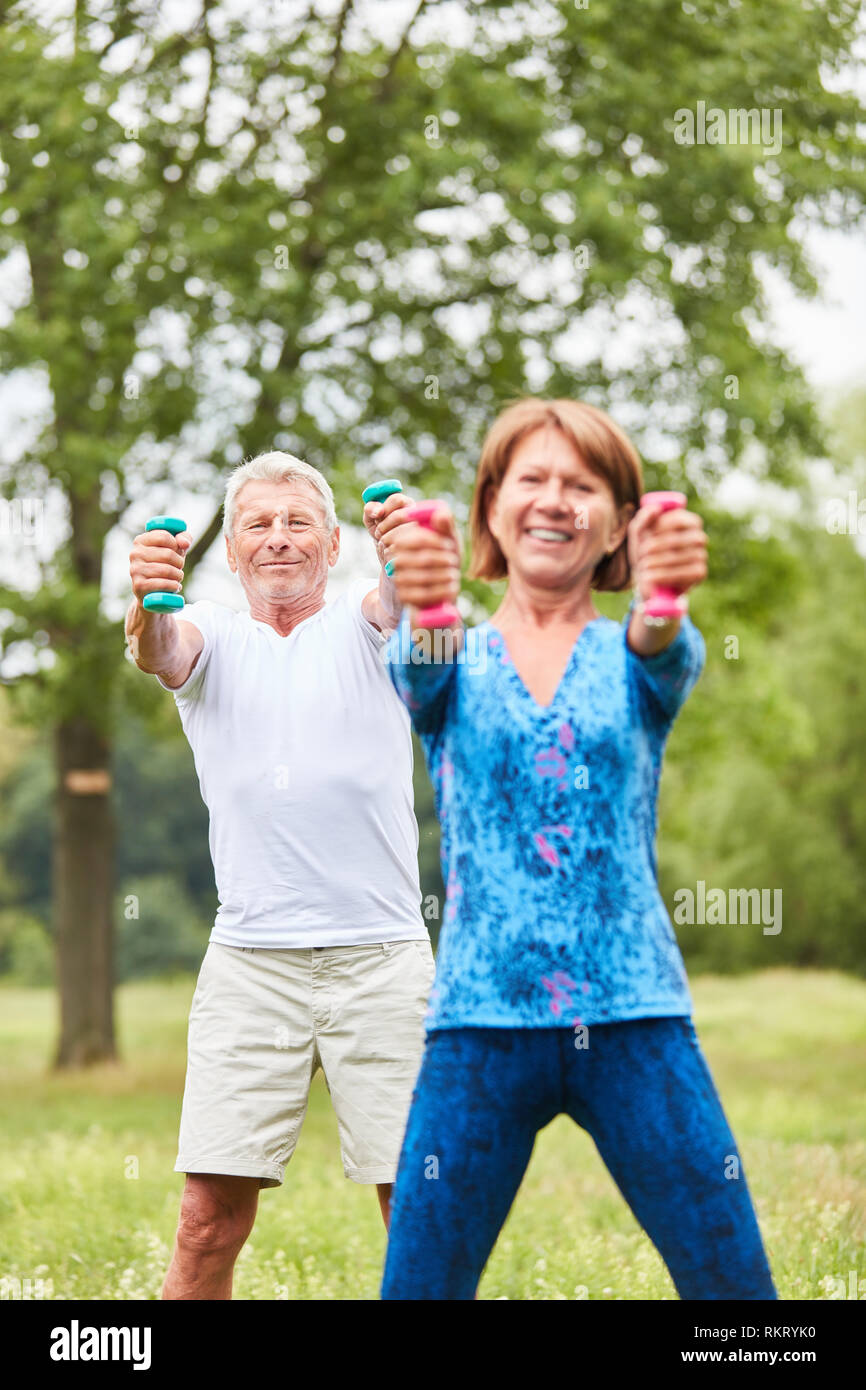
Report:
175,938,435,1188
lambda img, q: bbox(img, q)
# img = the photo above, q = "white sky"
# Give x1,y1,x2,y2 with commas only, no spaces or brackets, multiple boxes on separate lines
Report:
762,226,866,394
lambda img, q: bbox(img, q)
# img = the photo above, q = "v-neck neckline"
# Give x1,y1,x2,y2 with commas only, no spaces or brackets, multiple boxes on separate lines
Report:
486,616,601,713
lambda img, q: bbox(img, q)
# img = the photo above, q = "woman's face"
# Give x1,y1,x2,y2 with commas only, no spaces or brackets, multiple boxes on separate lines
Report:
486,426,632,591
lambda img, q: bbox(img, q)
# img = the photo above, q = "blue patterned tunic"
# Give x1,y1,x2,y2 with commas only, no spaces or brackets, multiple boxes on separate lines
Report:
384,610,705,1031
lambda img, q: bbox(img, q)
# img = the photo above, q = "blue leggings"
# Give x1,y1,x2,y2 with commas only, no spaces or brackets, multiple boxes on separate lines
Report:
381,1018,777,1300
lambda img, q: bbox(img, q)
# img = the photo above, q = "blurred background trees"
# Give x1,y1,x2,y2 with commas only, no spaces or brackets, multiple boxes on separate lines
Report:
0,1,863,1062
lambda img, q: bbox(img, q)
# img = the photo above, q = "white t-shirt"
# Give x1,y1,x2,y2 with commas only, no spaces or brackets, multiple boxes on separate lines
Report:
156,577,426,947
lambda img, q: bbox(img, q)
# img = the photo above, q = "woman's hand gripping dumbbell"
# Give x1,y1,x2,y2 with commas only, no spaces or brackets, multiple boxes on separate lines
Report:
375,493,462,629
628,491,708,628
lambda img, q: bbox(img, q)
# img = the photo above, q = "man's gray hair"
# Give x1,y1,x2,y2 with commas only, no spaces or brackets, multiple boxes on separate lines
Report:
223,452,337,538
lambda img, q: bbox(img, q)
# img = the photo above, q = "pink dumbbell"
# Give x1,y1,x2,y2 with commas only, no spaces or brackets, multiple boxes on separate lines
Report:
638,490,688,624
404,500,461,628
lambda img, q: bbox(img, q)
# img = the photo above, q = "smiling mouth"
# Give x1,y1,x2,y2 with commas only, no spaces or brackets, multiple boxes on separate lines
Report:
260,561,300,568
525,528,573,543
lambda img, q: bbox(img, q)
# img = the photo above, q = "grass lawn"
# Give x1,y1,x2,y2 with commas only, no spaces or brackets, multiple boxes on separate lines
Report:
0,968,863,1300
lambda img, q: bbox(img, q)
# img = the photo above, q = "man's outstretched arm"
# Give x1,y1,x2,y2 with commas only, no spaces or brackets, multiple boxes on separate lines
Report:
126,524,204,688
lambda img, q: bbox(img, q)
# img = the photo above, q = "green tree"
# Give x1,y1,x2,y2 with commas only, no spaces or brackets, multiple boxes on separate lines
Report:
656,475,866,976
0,0,862,1063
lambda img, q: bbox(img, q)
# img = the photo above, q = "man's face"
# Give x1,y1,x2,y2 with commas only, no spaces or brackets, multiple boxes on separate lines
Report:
226,478,340,604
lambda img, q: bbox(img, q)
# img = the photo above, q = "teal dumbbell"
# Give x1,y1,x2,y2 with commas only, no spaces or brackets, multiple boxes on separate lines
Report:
142,516,187,612
361,479,402,576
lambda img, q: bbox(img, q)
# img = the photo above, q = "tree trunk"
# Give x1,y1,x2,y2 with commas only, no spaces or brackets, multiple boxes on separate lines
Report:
53,715,116,1067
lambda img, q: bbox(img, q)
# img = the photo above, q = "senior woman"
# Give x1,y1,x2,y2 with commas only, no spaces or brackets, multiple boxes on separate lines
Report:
372,397,777,1301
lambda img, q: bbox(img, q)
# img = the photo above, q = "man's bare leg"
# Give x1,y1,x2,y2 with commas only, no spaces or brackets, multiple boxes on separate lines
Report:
162,1173,261,1300
377,1182,393,1231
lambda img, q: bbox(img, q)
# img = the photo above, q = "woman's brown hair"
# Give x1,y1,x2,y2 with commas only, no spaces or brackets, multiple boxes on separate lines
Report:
467,398,644,591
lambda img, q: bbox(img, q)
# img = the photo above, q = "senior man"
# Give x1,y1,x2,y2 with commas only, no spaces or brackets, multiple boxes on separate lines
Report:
125,452,448,1300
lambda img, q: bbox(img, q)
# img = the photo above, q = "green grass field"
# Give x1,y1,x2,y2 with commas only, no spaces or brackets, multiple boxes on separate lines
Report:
0,968,864,1301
